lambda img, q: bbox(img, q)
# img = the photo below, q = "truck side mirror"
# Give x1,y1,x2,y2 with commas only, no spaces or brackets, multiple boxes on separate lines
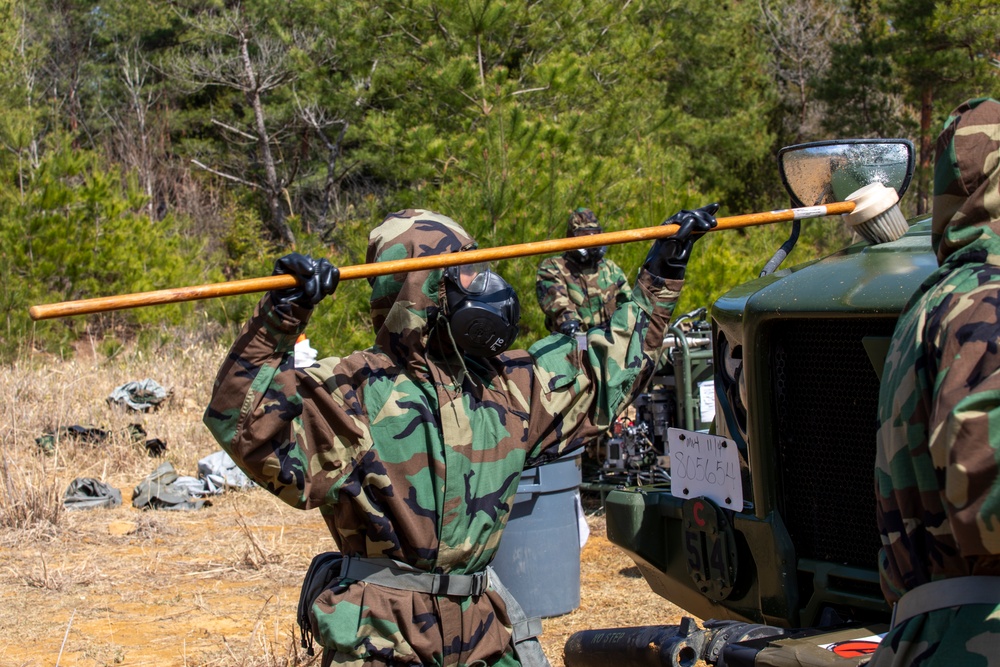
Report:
778,139,915,208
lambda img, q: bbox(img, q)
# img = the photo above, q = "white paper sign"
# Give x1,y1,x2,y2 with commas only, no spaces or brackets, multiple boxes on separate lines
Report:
667,428,743,510
698,380,716,423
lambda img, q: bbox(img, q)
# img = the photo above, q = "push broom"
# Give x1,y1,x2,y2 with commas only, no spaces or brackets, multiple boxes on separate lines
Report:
28,189,905,322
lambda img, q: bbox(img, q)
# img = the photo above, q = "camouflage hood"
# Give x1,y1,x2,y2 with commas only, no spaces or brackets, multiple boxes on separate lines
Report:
366,209,476,374
567,207,602,236
932,97,1000,264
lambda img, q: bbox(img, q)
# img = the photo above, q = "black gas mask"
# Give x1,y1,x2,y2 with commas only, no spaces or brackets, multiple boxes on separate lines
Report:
442,262,520,357
566,245,607,267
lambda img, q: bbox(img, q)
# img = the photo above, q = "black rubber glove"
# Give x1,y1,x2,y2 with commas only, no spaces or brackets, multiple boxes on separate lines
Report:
271,252,340,310
559,319,582,336
643,203,720,280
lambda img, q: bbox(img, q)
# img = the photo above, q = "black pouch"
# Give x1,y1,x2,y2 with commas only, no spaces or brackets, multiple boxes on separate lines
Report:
297,552,344,656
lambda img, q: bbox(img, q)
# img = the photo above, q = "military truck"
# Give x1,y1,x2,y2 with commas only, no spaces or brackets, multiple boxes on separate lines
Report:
566,139,934,667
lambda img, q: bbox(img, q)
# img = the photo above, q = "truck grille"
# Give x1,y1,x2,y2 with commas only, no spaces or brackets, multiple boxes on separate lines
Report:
771,318,897,569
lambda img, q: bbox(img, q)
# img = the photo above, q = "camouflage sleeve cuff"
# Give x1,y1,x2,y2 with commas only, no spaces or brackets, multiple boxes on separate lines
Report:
260,293,312,355
632,267,683,316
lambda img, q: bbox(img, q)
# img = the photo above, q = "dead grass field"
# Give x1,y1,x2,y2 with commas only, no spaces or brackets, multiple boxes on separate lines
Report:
0,340,693,667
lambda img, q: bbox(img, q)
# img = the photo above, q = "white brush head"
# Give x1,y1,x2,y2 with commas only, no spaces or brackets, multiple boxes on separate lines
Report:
841,182,909,244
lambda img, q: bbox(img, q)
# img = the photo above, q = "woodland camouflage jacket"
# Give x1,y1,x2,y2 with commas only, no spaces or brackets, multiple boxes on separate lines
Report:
535,254,632,332
204,209,682,666
872,98,1000,666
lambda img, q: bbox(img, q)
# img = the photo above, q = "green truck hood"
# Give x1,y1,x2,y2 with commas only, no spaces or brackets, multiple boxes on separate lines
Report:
714,217,937,336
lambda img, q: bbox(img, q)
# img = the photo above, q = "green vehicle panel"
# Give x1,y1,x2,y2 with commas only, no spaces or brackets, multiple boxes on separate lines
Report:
605,215,938,629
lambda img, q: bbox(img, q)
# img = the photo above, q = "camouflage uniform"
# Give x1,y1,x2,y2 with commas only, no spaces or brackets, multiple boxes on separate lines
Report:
871,98,1000,666
204,209,682,667
536,209,632,333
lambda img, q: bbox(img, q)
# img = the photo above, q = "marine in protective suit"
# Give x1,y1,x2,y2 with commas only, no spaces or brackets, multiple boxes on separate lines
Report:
204,205,716,667
535,208,632,336
871,97,1000,666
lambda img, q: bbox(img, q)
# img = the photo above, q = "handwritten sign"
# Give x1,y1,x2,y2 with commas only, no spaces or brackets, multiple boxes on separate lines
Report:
667,428,743,510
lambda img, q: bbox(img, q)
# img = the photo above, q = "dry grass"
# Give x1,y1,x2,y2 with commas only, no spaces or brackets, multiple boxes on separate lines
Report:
0,453,64,536
0,341,693,666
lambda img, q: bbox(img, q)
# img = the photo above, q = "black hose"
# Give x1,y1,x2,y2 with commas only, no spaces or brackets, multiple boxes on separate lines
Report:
564,620,706,667
759,219,801,277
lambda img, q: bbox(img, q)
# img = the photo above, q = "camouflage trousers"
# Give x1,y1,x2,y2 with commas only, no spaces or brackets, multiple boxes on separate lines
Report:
320,649,521,667
312,560,548,667
867,604,1000,666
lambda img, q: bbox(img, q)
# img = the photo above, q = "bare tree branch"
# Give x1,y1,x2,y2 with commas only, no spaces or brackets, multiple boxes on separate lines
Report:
759,0,843,140
510,86,549,97
211,118,257,142
191,159,260,190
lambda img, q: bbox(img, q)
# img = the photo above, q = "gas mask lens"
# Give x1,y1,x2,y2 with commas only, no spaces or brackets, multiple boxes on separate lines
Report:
449,261,492,294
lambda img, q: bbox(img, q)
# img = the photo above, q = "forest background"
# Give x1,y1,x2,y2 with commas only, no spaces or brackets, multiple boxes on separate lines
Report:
1,0,998,360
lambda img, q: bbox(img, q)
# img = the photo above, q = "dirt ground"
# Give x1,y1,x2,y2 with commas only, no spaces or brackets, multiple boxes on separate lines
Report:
0,343,694,667
0,489,691,667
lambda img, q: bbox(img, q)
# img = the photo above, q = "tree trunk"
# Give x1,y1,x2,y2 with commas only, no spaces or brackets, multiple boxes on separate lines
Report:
319,121,348,226
239,32,295,247
917,85,933,216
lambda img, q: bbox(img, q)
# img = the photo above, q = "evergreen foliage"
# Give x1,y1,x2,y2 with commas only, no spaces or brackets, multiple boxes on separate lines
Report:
0,0,997,360
1,138,217,356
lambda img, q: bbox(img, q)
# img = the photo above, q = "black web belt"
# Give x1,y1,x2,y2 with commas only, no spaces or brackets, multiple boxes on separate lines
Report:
341,555,491,597
339,555,544,649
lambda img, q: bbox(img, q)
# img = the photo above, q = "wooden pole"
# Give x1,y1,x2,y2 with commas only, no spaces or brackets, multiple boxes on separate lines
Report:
28,202,855,321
